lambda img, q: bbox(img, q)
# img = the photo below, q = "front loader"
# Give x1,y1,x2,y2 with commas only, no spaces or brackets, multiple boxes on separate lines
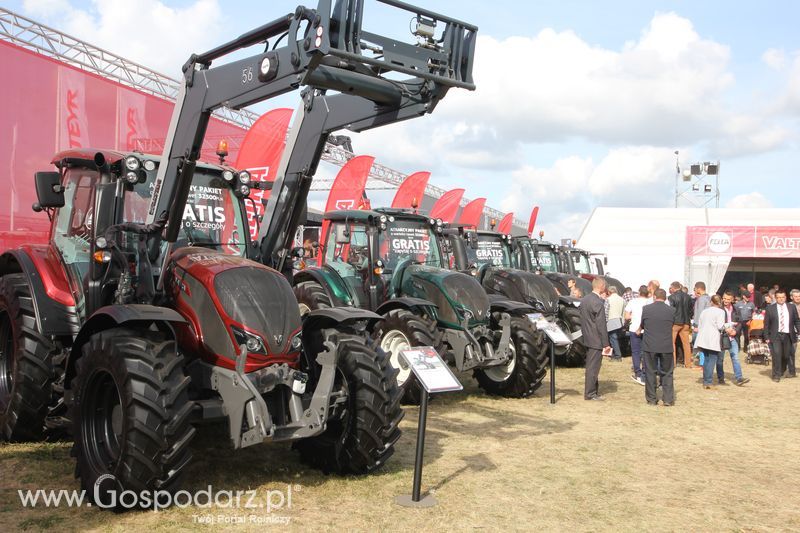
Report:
293,208,548,403
0,0,477,508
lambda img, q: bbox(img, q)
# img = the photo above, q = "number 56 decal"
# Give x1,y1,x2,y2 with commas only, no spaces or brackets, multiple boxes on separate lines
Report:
242,67,254,84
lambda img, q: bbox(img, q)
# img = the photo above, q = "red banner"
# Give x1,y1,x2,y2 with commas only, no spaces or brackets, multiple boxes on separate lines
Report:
498,212,514,234
391,171,430,209
429,188,465,223
458,198,486,227
686,226,800,258
235,108,293,237
527,206,539,236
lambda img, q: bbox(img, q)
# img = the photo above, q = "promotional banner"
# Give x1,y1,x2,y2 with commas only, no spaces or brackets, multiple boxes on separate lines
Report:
527,206,540,236
117,89,150,151
234,108,294,237
497,212,514,234
58,65,91,150
391,171,430,209
429,188,465,223
318,155,375,263
458,197,486,227
685,226,800,258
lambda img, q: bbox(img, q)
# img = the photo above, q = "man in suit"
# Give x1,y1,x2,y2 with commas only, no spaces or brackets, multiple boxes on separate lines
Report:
668,281,693,368
579,277,612,401
763,289,800,382
639,288,676,405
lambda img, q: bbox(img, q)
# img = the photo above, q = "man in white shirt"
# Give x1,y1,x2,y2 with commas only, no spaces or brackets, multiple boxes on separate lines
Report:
624,285,649,385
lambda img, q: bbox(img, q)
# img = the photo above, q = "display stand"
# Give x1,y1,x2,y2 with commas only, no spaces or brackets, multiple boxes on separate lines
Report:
394,347,462,508
527,313,572,405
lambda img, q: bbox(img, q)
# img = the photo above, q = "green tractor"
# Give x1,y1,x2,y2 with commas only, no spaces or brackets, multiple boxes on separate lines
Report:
448,229,586,367
293,208,548,402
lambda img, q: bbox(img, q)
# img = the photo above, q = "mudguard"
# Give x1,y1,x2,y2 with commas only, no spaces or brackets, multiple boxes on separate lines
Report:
0,249,79,337
64,304,188,394
375,296,438,316
301,307,383,342
294,266,353,307
559,295,581,307
487,294,535,315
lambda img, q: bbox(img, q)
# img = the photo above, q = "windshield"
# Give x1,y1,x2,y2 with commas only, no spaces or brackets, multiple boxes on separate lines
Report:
467,235,512,268
123,169,247,256
569,250,592,274
378,219,443,271
535,246,559,272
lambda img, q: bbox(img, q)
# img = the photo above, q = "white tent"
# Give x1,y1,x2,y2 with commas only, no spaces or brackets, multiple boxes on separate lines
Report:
577,207,800,293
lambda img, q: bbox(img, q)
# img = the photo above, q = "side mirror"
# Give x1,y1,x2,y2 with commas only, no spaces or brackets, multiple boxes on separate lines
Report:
34,171,65,209
334,225,350,245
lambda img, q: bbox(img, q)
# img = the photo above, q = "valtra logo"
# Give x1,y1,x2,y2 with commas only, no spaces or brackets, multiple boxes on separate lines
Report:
707,231,731,253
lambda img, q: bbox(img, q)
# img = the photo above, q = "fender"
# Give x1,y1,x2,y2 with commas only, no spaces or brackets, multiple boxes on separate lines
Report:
294,266,353,307
487,294,535,315
301,307,383,342
559,295,581,307
375,296,438,316
0,249,79,337
64,304,188,395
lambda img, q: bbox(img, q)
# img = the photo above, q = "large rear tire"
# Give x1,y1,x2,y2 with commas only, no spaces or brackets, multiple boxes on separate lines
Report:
294,281,331,316
475,316,548,398
70,328,195,509
375,308,442,405
295,333,403,474
557,306,587,367
0,274,60,442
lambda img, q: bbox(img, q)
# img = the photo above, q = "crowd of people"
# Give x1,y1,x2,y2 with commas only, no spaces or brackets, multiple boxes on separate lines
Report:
578,277,800,405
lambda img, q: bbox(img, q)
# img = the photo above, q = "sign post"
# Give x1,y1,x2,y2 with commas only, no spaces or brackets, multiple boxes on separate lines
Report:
527,314,572,405
395,347,462,508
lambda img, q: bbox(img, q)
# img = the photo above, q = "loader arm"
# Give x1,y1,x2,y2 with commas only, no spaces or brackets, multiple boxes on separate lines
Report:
145,0,477,248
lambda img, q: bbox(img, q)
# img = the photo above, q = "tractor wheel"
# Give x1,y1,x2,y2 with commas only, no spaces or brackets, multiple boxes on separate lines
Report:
295,333,403,474
475,316,548,398
294,281,331,316
557,305,587,367
70,328,195,509
0,274,60,442
375,308,443,405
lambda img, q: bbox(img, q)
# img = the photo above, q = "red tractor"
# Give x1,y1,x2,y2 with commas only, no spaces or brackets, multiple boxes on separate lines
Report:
0,0,476,507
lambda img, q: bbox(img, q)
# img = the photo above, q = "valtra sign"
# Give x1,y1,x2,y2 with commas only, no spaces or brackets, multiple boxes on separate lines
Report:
686,226,800,258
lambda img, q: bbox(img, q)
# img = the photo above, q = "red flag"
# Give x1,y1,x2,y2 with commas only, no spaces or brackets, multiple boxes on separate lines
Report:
458,197,486,227
235,108,294,237
318,155,375,263
527,206,540,236
498,212,514,234
429,188,465,223
391,171,430,209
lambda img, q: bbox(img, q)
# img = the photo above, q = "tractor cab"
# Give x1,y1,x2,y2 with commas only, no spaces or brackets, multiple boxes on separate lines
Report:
41,149,252,320
512,236,560,273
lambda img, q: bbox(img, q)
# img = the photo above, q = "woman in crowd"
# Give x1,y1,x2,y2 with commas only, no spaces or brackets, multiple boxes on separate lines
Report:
694,294,727,389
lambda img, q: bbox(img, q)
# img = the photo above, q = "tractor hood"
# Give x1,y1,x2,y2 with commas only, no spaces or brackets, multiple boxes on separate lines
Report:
167,247,301,368
401,265,490,327
482,268,559,315
580,273,625,295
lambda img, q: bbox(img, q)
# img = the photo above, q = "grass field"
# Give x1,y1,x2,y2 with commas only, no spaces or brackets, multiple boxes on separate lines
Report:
2,357,799,532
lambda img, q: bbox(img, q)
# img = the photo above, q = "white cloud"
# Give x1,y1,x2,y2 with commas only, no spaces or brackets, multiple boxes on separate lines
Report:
725,192,773,209
23,0,223,74
762,48,786,70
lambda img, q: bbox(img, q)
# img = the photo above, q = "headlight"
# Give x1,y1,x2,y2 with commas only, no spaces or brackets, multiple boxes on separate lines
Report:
290,333,302,351
231,326,266,354
436,218,443,226
238,184,251,197
238,171,251,185
124,156,140,171
429,218,435,225
125,171,139,183
379,215,388,223
222,170,235,182
143,160,156,171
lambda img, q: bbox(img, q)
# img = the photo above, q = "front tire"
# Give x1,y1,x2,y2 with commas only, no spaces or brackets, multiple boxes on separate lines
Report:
295,333,403,474
0,274,60,441
70,328,195,509
475,316,548,398
375,308,442,405
557,306,587,367
294,281,331,316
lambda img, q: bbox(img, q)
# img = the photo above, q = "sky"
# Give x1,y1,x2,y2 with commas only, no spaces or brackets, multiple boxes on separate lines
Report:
8,0,800,239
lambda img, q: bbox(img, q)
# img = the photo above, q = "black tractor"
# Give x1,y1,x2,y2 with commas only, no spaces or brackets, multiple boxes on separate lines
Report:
448,229,587,367
293,209,549,402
